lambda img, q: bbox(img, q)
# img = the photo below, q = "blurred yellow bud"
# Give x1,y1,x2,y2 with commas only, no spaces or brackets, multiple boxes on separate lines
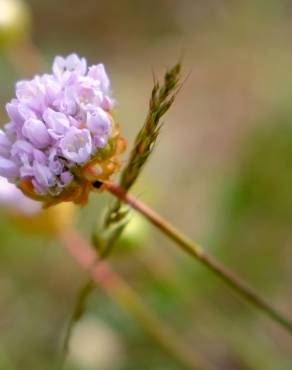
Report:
10,202,77,236
0,0,31,48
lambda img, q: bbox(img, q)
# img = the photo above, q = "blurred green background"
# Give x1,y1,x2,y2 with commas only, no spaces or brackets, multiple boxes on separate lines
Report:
1,0,292,369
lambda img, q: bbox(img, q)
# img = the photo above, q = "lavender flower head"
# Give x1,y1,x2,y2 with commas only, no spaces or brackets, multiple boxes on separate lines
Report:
0,54,125,206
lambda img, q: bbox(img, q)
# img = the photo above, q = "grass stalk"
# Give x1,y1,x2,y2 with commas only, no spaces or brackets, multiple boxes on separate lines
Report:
105,181,292,335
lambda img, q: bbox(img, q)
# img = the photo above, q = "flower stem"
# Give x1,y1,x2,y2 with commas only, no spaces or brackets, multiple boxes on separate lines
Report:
59,229,214,370
104,181,292,335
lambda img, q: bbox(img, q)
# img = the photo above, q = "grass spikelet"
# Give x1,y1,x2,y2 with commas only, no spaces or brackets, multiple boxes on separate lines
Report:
104,62,182,229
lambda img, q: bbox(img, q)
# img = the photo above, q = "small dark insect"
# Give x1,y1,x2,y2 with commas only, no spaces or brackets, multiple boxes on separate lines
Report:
92,180,103,189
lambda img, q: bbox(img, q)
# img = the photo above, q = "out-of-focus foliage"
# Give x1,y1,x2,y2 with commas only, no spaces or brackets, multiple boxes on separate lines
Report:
0,0,31,49
217,115,292,287
1,1,292,369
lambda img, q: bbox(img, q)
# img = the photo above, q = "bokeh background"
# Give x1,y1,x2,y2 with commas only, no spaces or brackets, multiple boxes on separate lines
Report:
1,0,292,369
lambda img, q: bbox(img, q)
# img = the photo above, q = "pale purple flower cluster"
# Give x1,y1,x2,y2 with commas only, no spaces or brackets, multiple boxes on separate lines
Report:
0,54,114,196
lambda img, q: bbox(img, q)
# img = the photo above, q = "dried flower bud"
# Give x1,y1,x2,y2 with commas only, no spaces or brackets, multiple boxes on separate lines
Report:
0,54,125,206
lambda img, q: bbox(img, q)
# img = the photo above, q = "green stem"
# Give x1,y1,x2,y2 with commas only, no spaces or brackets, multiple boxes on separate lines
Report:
59,280,95,369
60,229,214,370
105,181,292,335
